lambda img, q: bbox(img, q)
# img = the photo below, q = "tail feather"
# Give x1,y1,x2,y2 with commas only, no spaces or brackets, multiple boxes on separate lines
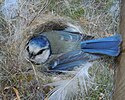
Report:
81,34,122,56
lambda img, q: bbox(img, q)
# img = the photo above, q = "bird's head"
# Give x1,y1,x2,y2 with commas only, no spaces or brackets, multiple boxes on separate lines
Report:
26,35,51,64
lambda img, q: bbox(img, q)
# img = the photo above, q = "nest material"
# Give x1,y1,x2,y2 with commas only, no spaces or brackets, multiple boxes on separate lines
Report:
0,0,119,99
1,14,86,99
1,15,115,99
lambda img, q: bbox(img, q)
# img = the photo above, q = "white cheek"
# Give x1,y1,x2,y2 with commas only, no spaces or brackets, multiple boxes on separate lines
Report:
29,45,41,54
32,50,50,64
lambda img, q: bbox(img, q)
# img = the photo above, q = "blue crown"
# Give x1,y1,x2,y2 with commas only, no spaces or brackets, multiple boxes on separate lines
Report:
28,35,49,48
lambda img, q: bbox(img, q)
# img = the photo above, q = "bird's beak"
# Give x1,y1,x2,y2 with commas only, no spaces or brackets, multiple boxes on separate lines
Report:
29,53,34,59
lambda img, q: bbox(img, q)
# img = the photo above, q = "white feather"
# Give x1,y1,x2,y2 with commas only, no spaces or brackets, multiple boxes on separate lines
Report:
2,0,18,19
45,63,94,100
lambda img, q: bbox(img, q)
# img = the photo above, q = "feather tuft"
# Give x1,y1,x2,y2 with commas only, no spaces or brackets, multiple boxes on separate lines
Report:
45,63,94,100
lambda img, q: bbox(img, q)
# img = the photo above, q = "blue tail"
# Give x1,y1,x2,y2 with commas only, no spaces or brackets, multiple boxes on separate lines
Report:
81,34,122,56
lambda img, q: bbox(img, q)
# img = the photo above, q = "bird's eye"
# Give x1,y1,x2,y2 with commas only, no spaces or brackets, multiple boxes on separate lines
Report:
36,49,46,55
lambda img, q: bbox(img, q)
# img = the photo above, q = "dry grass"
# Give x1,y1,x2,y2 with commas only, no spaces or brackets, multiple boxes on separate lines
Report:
0,0,119,99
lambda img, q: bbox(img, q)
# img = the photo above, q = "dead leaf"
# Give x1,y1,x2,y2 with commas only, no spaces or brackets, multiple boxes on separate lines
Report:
13,87,21,100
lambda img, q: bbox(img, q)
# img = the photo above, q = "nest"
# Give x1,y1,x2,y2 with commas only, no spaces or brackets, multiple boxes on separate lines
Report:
0,0,119,99
0,13,85,99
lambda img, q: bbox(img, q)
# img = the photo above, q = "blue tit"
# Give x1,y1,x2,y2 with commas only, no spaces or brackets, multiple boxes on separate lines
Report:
26,35,51,64
26,25,122,71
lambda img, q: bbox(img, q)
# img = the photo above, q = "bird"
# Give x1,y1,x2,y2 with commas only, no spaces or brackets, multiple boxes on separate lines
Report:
25,24,122,71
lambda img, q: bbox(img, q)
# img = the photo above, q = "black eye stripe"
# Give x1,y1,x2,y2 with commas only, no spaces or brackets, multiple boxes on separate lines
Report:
29,49,45,58
36,49,46,55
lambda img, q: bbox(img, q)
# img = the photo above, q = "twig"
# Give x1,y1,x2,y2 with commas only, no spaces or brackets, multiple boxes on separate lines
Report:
28,0,50,26
25,57,39,83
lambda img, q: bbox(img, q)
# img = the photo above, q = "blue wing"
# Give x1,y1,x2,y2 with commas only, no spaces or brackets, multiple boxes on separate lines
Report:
81,34,122,56
41,26,94,54
55,26,94,42
49,50,101,71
